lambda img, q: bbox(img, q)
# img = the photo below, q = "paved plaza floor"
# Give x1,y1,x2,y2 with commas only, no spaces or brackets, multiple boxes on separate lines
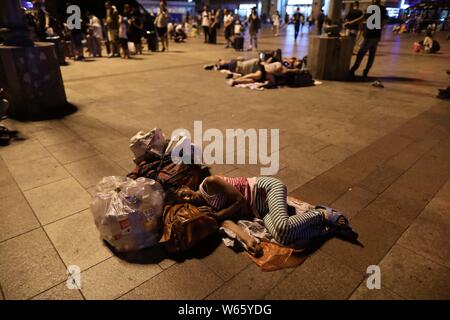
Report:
0,26,449,300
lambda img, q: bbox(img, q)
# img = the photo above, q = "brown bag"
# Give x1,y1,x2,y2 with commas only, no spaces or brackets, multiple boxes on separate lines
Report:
156,162,209,190
160,203,218,253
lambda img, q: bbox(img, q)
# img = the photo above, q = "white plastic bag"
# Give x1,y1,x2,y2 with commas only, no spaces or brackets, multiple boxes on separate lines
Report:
90,176,165,252
167,133,202,165
129,128,166,164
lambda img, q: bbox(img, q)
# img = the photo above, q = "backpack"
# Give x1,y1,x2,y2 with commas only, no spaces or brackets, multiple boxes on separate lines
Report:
159,203,218,252
281,70,314,88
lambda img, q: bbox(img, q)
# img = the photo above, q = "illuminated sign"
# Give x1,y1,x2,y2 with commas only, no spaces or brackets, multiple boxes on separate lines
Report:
386,7,400,18
287,0,313,5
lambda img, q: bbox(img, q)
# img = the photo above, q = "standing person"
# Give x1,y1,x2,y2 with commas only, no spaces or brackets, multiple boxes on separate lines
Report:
272,10,280,36
87,12,103,57
154,3,169,52
129,6,144,55
344,1,364,39
247,7,261,51
105,1,120,57
293,7,301,40
201,6,210,43
223,9,234,48
316,9,325,35
118,13,130,59
209,9,218,44
33,0,49,41
349,0,387,80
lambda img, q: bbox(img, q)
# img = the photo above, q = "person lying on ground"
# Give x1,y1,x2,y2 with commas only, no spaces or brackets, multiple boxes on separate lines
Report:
173,176,357,256
421,31,440,53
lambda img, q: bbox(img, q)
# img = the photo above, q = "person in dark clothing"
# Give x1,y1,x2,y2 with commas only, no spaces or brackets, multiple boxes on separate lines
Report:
316,9,325,35
129,7,144,54
247,7,261,51
293,7,302,40
349,0,387,80
344,1,364,38
33,0,48,41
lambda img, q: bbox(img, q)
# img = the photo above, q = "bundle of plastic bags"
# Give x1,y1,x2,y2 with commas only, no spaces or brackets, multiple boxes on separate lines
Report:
90,176,165,252
129,128,166,164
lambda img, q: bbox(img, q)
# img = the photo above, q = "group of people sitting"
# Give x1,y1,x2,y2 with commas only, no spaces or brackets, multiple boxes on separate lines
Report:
203,49,314,89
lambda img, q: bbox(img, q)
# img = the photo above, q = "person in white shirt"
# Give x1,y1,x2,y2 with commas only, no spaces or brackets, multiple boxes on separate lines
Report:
88,13,103,57
272,11,280,36
201,6,210,43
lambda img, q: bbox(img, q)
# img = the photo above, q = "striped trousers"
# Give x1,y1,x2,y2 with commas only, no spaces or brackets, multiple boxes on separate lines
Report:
255,177,326,246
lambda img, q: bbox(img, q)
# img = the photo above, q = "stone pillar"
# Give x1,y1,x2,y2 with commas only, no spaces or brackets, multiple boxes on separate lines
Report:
307,0,353,80
0,0,68,120
327,0,342,22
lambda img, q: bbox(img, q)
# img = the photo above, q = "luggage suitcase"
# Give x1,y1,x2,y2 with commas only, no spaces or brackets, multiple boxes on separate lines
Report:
147,31,158,52
234,36,244,51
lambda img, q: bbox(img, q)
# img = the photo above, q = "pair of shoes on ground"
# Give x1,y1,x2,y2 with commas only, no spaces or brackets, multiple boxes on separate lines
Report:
0,126,19,147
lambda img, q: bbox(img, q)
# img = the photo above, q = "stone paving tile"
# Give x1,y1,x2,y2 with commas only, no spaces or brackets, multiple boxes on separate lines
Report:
206,263,293,300
361,188,429,229
33,127,78,147
0,228,67,300
320,212,405,273
275,167,314,193
331,186,378,219
64,154,127,188
0,190,40,242
378,245,450,300
44,209,112,271
81,256,163,300
265,251,363,300
397,191,450,268
357,165,405,194
6,156,70,191
290,170,351,206
201,244,251,282
46,139,99,165
386,137,440,171
32,282,84,300
0,158,21,200
121,259,223,300
349,283,405,300
24,177,91,225
0,139,50,164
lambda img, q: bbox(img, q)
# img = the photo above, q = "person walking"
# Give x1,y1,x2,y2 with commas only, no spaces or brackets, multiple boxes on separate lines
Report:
316,9,325,35
293,7,301,40
349,0,387,80
223,9,234,48
272,10,280,36
247,7,261,51
201,6,210,43
105,1,120,57
154,2,169,51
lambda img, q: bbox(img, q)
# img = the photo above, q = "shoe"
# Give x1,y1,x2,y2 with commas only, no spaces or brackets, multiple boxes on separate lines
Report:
348,70,356,80
372,80,384,88
203,64,215,70
362,71,369,81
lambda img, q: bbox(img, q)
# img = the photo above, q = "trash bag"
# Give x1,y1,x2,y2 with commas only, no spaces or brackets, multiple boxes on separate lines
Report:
129,128,166,164
90,176,165,252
